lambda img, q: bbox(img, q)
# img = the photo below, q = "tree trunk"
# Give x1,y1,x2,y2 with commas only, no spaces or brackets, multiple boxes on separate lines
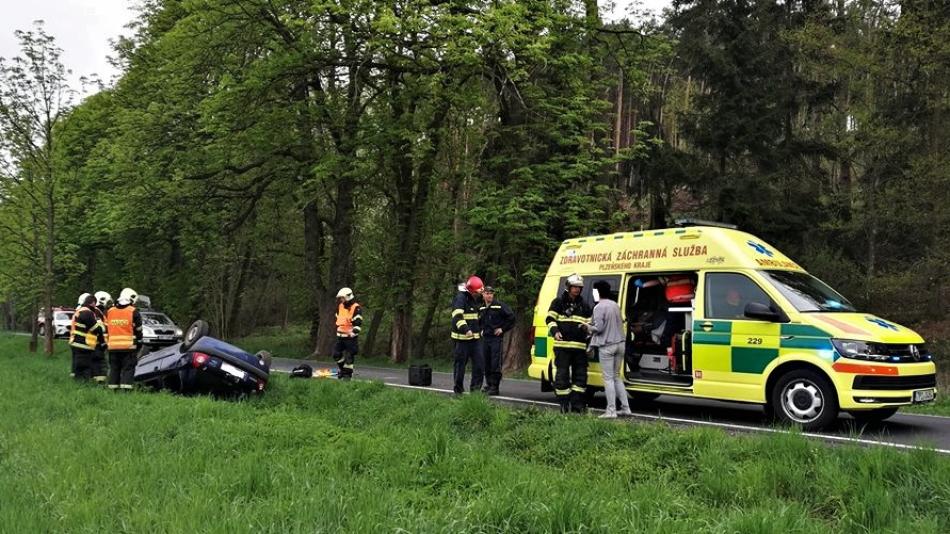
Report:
225,244,253,338
29,300,38,353
502,315,533,373
362,309,385,357
414,280,446,358
303,200,327,352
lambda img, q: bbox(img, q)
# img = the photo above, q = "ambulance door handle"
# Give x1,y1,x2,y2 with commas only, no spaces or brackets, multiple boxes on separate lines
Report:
781,335,794,340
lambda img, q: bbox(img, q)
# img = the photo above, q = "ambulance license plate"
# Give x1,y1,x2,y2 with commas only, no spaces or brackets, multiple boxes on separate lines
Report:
220,362,246,380
913,389,935,403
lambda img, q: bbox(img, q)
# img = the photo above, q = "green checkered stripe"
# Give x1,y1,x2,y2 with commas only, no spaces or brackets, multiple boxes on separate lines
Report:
533,336,547,360
692,321,831,374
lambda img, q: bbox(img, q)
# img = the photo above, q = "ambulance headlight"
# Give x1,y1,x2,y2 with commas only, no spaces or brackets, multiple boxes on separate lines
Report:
832,339,890,362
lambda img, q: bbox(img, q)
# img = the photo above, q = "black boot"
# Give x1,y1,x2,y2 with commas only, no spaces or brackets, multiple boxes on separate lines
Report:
559,398,571,413
570,391,588,413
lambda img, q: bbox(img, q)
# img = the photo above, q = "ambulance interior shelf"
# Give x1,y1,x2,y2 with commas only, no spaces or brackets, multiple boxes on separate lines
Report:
624,274,696,384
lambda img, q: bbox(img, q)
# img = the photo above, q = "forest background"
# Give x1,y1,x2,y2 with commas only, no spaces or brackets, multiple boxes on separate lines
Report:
1,0,946,370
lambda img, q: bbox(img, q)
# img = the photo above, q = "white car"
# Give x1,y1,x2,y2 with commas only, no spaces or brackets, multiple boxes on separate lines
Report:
141,311,184,347
37,308,75,339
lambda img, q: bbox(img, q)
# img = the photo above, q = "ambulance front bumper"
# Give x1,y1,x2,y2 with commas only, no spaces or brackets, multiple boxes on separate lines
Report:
836,363,937,409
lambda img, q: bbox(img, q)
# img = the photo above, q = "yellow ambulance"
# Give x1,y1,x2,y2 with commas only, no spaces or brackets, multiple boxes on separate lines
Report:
528,222,937,430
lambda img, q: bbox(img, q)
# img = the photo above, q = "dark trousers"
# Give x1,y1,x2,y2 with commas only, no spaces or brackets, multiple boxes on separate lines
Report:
473,336,503,392
73,347,95,381
453,339,480,394
91,349,107,382
333,337,358,379
108,349,139,389
554,347,589,413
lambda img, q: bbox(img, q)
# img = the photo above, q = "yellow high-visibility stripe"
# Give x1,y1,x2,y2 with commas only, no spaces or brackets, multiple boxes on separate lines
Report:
571,385,586,393
451,332,481,340
553,340,588,350
455,320,467,328
555,388,571,396
557,317,591,324
108,335,135,350
451,308,465,315
462,313,479,320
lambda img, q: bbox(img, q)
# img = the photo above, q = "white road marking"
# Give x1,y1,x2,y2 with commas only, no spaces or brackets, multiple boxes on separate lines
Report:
272,367,950,455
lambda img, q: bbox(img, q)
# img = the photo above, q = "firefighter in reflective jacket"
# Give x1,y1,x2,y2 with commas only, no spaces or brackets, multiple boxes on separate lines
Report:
90,290,112,383
70,293,107,382
106,288,143,390
334,287,363,380
451,276,483,395
546,274,593,413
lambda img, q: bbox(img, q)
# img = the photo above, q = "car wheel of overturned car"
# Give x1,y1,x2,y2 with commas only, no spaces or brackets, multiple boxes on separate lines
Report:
38,324,46,337
848,407,900,424
181,320,210,351
772,368,839,431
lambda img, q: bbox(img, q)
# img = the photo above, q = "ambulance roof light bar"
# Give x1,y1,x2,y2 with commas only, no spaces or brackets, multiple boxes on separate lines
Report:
673,219,738,230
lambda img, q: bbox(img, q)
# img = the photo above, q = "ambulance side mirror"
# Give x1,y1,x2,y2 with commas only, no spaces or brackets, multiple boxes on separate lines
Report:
744,302,788,323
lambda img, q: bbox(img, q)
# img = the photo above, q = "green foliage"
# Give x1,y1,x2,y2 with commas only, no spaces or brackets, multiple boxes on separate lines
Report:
0,1,947,366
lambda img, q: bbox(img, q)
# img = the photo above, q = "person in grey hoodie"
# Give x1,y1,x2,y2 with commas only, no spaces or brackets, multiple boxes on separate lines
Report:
589,280,632,418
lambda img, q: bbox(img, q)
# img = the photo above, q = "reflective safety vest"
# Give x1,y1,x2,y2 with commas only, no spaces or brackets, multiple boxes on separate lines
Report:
106,306,137,350
69,307,100,350
335,302,361,336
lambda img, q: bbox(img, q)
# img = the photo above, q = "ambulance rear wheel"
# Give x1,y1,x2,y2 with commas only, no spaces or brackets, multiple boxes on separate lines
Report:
848,407,899,424
772,369,838,431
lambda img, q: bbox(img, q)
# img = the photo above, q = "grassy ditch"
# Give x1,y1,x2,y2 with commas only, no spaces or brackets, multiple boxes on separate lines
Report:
1,334,948,533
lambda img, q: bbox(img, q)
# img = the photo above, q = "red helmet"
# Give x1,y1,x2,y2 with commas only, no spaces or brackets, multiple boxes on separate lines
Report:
465,276,484,293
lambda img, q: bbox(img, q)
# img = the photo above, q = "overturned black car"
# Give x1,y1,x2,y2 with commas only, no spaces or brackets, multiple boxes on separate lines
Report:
134,320,271,396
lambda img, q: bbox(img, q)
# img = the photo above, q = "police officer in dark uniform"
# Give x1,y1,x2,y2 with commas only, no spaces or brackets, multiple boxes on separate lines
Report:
475,286,515,396
546,274,593,413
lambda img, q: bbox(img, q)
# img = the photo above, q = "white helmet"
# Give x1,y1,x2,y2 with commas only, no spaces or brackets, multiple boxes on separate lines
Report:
119,287,139,306
77,292,91,306
566,274,584,288
94,291,112,308
336,287,354,302
118,287,138,306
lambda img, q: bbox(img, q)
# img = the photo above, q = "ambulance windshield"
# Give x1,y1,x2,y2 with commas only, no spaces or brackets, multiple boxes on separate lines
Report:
760,270,856,313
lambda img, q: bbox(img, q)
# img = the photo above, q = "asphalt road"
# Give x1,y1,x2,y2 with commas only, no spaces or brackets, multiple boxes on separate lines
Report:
272,357,950,455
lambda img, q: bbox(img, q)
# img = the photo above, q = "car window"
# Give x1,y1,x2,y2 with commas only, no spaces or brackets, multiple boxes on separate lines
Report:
55,312,71,321
556,275,620,306
142,313,173,326
705,273,777,320
760,270,856,312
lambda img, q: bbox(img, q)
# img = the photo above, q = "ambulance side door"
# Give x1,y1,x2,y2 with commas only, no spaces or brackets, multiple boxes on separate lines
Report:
692,272,783,402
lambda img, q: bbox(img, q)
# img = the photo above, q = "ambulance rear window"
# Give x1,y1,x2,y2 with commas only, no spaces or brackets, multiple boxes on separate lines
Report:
761,271,855,312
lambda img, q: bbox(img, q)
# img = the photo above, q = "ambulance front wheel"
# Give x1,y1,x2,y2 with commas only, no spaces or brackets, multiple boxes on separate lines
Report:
772,369,839,431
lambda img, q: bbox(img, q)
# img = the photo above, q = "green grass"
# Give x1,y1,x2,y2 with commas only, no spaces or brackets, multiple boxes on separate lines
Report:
2,334,950,533
236,325,528,378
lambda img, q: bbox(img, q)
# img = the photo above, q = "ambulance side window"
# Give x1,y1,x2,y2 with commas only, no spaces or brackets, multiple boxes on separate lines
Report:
705,273,776,320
